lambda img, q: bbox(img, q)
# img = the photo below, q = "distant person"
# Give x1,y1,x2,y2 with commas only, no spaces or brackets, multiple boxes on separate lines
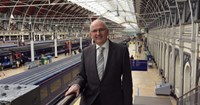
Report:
65,41,70,56
138,42,142,54
65,19,133,105
78,47,82,53
130,55,134,60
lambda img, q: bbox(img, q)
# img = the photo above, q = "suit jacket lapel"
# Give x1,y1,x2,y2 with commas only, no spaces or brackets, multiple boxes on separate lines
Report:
101,41,114,81
90,45,101,82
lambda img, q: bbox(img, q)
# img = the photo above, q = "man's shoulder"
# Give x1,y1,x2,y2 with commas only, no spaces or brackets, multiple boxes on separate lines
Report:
110,41,127,49
83,44,95,52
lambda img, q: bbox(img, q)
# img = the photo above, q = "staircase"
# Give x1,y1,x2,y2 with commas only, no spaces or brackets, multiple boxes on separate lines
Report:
177,86,200,105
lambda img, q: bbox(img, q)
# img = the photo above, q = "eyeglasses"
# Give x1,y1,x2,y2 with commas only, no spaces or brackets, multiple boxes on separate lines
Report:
91,28,106,33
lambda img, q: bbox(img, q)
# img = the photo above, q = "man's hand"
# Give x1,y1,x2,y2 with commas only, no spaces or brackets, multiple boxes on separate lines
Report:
65,84,80,97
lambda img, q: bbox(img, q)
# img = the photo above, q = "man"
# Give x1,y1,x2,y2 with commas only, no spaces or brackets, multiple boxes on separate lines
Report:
64,41,70,56
65,19,132,105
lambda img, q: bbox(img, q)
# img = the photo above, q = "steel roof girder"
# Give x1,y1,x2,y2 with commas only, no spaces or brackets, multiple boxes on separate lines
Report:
32,0,49,31
41,1,65,31
60,4,81,31
176,1,187,24
189,0,199,21
153,0,167,27
184,1,192,23
158,0,168,27
49,2,66,33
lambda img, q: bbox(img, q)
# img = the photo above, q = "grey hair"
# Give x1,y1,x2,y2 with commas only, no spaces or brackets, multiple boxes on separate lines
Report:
89,19,108,31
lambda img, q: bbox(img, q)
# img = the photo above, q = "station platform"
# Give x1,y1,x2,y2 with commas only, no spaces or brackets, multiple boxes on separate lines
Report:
0,43,177,105
0,51,79,79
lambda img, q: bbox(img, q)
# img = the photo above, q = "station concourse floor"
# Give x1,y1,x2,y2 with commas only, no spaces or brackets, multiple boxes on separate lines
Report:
0,44,177,105
128,44,176,105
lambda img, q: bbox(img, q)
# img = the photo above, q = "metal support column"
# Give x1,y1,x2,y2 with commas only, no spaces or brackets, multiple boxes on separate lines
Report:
29,20,35,62
54,26,58,58
179,25,184,97
189,0,198,88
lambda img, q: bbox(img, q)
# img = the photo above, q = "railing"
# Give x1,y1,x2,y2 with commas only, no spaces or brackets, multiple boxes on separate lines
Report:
177,86,200,105
56,93,76,105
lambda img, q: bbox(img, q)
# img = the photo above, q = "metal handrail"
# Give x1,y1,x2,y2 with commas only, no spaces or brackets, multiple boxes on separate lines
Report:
56,93,76,105
177,86,200,100
177,86,200,105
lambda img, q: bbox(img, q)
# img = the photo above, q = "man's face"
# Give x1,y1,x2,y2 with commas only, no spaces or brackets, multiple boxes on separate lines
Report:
90,21,109,46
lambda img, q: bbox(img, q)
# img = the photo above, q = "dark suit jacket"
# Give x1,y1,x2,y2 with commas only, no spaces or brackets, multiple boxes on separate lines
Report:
72,40,132,105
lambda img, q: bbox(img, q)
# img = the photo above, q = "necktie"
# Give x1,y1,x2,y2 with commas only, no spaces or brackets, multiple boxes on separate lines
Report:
97,47,105,80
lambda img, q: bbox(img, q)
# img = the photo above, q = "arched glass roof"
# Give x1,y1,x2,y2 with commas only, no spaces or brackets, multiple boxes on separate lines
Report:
68,0,139,31
0,0,138,34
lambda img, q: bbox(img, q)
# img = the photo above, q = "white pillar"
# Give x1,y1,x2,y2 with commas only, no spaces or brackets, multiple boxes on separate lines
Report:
162,42,165,70
80,37,82,50
159,41,162,69
30,32,35,62
30,40,34,61
171,38,175,88
179,25,184,97
21,35,24,42
54,32,58,58
191,23,198,88
188,0,198,89
155,41,158,63
29,19,35,61
69,38,72,56
169,26,175,89
9,36,11,41
43,35,45,40
39,34,41,41
165,43,169,82
3,36,6,42
33,34,36,41
51,34,54,40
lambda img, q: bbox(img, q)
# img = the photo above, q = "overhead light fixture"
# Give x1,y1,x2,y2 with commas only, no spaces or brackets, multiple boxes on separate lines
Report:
10,14,15,24
10,14,14,19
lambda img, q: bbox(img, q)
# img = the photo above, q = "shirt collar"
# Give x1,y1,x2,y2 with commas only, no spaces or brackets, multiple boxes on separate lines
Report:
96,40,109,50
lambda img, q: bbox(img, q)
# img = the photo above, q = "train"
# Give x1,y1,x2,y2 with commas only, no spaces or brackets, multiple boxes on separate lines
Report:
0,37,130,105
0,38,91,70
